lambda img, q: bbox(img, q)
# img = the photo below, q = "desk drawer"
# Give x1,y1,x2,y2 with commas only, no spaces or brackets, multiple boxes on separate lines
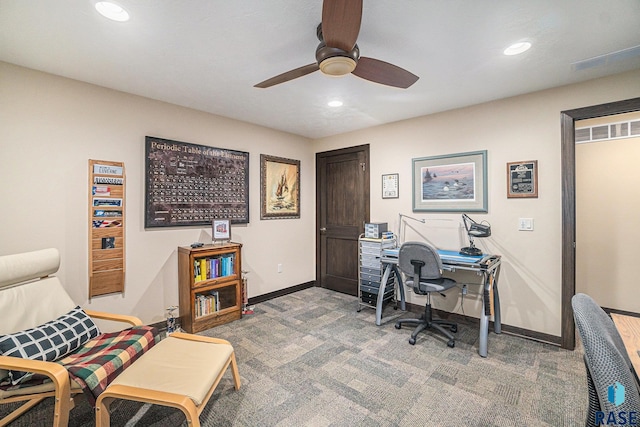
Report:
360,246,382,257
360,241,382,250
360,266,383,276
360,267,383,282
360,258,381,269
361,290,394,305
360,283,394,295
360,275,394,285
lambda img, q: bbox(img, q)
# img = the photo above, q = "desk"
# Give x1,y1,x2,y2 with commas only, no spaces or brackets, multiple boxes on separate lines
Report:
611,313,640,375
380,248,502,358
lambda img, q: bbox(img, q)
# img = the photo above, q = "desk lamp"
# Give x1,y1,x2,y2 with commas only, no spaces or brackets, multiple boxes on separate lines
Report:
460,213,491,256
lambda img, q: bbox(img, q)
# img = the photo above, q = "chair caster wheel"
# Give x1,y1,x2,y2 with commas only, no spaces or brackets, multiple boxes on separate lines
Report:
395,323,401,329
409,338,416,345
450,325,458,333
447,340,455,348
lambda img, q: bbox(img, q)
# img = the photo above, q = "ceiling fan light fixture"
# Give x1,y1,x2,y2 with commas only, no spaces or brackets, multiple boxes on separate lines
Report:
328,100,343,107
319,56,357,76
95,1,130,22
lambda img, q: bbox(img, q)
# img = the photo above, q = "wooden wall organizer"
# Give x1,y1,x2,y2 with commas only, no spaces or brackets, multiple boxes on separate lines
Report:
89,159,126,298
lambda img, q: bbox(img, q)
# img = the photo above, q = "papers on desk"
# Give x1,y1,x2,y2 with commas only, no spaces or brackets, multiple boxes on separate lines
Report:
437,249,485,264
381,248,487,265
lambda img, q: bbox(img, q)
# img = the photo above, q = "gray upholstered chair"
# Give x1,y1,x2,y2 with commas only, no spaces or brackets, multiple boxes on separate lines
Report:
394,242,457,347
572,293,640,427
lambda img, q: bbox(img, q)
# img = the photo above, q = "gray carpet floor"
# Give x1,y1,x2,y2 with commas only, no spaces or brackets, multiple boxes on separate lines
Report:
2,287,587,426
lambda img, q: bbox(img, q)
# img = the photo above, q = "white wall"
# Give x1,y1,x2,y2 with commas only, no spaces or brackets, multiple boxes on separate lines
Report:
576,111,640,312
0,62,316,325
3,60,640,337
313,69,640,337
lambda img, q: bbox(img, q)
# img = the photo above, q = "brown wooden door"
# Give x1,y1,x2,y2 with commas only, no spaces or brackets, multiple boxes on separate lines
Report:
316,145,370,295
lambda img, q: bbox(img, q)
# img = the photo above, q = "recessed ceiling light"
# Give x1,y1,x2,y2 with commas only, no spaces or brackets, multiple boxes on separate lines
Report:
95,2,130,22
328,100,343,107
504,42,531,56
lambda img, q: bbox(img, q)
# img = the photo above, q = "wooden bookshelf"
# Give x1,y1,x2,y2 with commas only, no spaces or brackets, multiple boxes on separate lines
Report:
89,159,125,298
178,243,242,333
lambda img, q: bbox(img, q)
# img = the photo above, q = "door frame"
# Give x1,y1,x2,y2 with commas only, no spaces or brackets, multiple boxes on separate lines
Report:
315,144,370,288
561,97,640,350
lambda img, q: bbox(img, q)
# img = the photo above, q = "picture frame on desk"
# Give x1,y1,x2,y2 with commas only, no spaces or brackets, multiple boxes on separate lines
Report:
212,218,231,243
507,160,538,198
412,150,488,212
260,154,300,220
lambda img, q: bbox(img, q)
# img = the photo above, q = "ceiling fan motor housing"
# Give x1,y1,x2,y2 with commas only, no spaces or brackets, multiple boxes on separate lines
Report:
316,43,359,76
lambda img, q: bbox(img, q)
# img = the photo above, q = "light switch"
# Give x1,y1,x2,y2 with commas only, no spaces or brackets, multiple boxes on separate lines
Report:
519,218,534,231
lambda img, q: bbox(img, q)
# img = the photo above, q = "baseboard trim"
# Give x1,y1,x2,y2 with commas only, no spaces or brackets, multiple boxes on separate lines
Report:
185,284,561,347
403,300,562,347
603,306,640,318
248,281,316,305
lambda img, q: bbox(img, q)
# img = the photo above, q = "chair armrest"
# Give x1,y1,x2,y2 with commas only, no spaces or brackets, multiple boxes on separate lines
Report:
84,310,143,327
0,354,71,391
0,355,72,425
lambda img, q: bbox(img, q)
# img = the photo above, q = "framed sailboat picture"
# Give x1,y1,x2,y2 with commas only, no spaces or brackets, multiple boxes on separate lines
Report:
260,154,300,220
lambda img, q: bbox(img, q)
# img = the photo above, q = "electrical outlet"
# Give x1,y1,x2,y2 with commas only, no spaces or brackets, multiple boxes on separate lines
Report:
277,263,283,273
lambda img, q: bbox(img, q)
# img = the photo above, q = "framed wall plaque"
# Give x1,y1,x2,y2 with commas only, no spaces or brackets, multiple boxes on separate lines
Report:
382,173,399,199
507,160,538,198
145,136,249,227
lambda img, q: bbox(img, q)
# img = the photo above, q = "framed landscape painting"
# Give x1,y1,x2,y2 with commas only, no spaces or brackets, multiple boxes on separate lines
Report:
412,150,488,212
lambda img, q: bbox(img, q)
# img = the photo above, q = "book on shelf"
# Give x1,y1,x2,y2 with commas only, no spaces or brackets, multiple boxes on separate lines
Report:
199,259,207,280
193,255,235,282
194,259,201,282
194,291,220,318
210,258,220,279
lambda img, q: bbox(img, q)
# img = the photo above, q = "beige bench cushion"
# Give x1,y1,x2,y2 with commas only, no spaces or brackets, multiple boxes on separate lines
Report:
108,336,234,406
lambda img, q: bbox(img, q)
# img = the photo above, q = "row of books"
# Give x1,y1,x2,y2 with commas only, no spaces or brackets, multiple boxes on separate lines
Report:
194,255,235,282
195,291,220,318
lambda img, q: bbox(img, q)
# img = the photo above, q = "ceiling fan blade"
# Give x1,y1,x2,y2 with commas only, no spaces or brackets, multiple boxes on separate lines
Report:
254,63,320,88
352,57,419,89
322,0,363,51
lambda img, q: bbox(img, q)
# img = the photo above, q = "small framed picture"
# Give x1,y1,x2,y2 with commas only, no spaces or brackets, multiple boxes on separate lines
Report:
507,160,538,198
382,173,399,199
212,218,231,243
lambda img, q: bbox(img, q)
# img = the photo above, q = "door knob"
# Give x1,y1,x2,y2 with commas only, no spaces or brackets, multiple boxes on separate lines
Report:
320,227,327,232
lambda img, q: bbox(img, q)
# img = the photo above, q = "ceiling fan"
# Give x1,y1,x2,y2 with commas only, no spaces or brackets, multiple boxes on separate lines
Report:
254,0,419,89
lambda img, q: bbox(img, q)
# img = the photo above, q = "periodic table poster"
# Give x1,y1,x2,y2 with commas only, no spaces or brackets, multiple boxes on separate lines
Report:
145,136,249,227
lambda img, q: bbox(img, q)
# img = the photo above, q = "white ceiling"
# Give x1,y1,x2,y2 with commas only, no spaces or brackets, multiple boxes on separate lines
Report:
1,1,639,139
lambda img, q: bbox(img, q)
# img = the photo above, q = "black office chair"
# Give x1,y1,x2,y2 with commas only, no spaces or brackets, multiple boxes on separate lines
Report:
572,293,640,427
394,241,457,347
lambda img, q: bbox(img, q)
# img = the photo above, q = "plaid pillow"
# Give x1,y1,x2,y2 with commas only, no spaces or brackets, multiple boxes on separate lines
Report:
0,306,100,385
